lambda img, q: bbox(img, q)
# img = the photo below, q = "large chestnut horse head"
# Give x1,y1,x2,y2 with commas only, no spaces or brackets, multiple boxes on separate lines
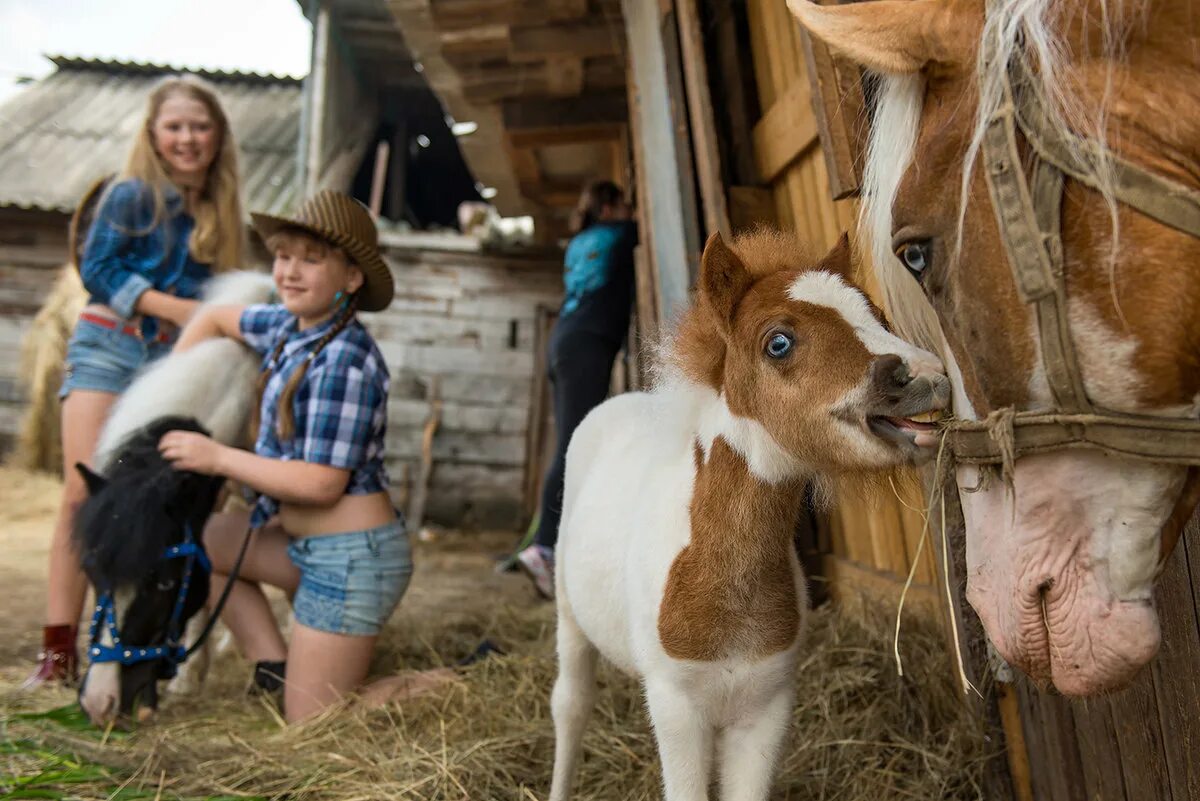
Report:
791,0,1200,695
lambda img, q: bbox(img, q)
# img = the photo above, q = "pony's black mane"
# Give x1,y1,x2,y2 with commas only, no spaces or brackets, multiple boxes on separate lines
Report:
74,416,224,591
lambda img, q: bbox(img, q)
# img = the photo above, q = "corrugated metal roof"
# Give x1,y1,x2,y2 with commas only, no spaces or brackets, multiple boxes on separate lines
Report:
0,57,303,216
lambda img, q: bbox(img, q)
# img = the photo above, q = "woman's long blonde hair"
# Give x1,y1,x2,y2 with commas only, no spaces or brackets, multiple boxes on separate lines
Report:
119,75,244,270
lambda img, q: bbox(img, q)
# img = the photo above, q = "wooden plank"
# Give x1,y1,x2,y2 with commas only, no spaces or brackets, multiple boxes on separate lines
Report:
502,90,628,130
995,683,1035,801
658,1,704,287
727,185,776,232
522,305,555,519
1109,668,1174,799
824,554,939,615
1034,694,1090,801
1147,532,1200,800
752,75,820,183
545,56,585,96
506,123,625,149
799,11,868,199
675,0,731,240
406,377,442,530
508,22,621,60
1072,697,1130,801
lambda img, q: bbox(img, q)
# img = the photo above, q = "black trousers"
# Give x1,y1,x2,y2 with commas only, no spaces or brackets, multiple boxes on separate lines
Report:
533,330,622,550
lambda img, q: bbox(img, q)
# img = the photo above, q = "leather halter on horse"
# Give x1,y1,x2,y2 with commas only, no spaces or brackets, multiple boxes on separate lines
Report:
943,37,1200,489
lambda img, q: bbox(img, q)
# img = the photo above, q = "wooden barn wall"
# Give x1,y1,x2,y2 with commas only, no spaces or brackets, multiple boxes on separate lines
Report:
0,209,70,452
741,0,939,607
372,245,562,530
0,212,560,532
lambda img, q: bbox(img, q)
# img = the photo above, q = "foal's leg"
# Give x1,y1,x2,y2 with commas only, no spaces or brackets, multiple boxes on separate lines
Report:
548,598,599,801
717,685,793,801
644,678,713,801
165,610,210,696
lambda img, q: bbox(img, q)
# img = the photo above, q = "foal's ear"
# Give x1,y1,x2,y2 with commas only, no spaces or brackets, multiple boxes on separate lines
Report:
700,232,754,332
815,232,855,281
75,463,108,495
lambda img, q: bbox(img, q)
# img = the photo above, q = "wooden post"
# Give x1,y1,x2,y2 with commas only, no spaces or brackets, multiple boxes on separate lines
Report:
676,0,731,240
305,1,331,196
407,377,442,532
387,120,408,223
368,140,390,218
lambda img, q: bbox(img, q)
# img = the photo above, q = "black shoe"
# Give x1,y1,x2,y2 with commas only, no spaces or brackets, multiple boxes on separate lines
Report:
456,640,505,668
251,660,286,695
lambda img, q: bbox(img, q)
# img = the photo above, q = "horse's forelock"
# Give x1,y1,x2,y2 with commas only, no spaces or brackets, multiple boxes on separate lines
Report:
75,417,216,590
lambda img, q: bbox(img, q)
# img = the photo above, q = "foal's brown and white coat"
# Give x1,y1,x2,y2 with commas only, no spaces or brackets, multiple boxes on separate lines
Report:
549,230,949,801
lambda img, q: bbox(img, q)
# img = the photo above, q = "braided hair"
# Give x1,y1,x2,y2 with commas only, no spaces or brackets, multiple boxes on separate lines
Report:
250,293,360,443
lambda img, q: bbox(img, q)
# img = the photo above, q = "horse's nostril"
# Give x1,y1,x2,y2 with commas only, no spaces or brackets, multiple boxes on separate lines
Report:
872,354,911,394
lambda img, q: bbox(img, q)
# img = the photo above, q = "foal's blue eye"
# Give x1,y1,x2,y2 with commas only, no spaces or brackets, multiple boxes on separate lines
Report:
895,240,931,280
765,332,793,359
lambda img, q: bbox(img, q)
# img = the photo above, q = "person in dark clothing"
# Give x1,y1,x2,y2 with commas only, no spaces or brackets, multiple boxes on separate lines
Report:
517,180,637,598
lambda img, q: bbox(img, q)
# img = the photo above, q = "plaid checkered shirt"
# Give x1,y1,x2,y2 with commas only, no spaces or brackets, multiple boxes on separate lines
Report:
239,304,391,527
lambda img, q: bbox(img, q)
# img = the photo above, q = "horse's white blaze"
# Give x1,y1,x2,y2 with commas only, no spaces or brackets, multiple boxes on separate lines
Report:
79,587,131,726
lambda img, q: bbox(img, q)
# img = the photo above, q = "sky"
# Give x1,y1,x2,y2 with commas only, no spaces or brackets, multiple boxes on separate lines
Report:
0,0,312,104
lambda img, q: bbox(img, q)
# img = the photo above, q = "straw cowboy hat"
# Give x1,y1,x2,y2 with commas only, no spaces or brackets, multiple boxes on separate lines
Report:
250,190,395,312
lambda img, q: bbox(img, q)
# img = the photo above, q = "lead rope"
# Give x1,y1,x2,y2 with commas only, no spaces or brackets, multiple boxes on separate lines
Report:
184,523,255,658
890,436,981,697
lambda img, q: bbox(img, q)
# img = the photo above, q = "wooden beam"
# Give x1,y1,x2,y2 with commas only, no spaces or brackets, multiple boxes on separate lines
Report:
676,0,730,239
509,22,622,61
799,15,868,199
502,89,627,130
752,79,819,183
506,123,624,149
305,2,332,196
440,23,511,62
546,56,585,96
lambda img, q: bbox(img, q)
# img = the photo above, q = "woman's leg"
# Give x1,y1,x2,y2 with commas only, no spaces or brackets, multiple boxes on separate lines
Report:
26,390,118,687
532,335,621,551
284,624,376,723
46,390,116,624
203,513,299,663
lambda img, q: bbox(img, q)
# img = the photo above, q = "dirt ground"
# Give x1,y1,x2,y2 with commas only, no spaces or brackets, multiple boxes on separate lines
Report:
0,465,542,685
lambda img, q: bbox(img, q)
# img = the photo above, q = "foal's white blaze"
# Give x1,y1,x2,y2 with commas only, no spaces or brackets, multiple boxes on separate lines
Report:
786,271,944,378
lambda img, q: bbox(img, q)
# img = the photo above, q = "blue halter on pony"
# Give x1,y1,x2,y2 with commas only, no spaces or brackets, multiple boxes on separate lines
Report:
86,524,211,675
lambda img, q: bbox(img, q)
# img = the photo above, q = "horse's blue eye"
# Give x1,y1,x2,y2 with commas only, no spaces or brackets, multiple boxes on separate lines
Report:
766,332,793,359
895,241,930,279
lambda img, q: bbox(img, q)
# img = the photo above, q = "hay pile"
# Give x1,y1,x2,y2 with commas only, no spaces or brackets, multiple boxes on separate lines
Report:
1,598,990,800
13,265,87,473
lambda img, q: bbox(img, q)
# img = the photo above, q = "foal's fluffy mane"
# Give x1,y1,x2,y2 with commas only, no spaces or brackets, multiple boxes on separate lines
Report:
663,228,819,391
74,416,224,590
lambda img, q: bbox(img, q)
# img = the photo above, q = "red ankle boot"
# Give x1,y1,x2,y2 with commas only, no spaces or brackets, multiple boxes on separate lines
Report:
22,624,79,689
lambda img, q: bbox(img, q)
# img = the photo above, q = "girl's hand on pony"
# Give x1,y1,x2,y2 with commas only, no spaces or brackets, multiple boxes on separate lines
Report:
159,430,226,475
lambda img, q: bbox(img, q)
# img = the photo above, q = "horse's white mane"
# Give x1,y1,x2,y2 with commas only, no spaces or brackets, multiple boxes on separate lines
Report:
861,0,1131,354
92,271,274,470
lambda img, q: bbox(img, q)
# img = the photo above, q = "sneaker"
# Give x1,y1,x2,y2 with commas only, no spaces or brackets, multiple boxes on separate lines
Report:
515,545,555,599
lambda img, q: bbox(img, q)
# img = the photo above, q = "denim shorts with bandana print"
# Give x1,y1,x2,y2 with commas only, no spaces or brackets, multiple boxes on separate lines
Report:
286,519,411,636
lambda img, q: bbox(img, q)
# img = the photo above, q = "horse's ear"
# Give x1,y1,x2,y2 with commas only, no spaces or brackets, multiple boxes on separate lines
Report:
700,232,754,333
75,463,107,495
786,0,973,74
816,232,854,281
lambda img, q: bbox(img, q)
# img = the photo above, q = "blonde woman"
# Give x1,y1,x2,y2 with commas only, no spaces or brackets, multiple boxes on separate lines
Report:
25,76,245,687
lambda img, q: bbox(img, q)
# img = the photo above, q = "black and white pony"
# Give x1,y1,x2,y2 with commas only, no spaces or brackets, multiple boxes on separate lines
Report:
75,271,274,727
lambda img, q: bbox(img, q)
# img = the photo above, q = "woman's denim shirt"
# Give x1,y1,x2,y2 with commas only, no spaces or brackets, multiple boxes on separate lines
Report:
80,178,213,339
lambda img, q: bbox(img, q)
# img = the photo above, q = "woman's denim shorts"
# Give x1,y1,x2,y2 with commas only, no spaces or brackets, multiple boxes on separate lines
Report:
59,317,172,399
287,520,413,636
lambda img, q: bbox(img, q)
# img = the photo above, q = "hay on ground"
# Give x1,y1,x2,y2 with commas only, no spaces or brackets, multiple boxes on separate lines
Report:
1,595,992,800
13,265,87,473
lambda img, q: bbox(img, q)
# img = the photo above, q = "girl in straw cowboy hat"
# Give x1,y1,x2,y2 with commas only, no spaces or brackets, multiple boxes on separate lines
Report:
27,75,244,689
160,189,451,722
